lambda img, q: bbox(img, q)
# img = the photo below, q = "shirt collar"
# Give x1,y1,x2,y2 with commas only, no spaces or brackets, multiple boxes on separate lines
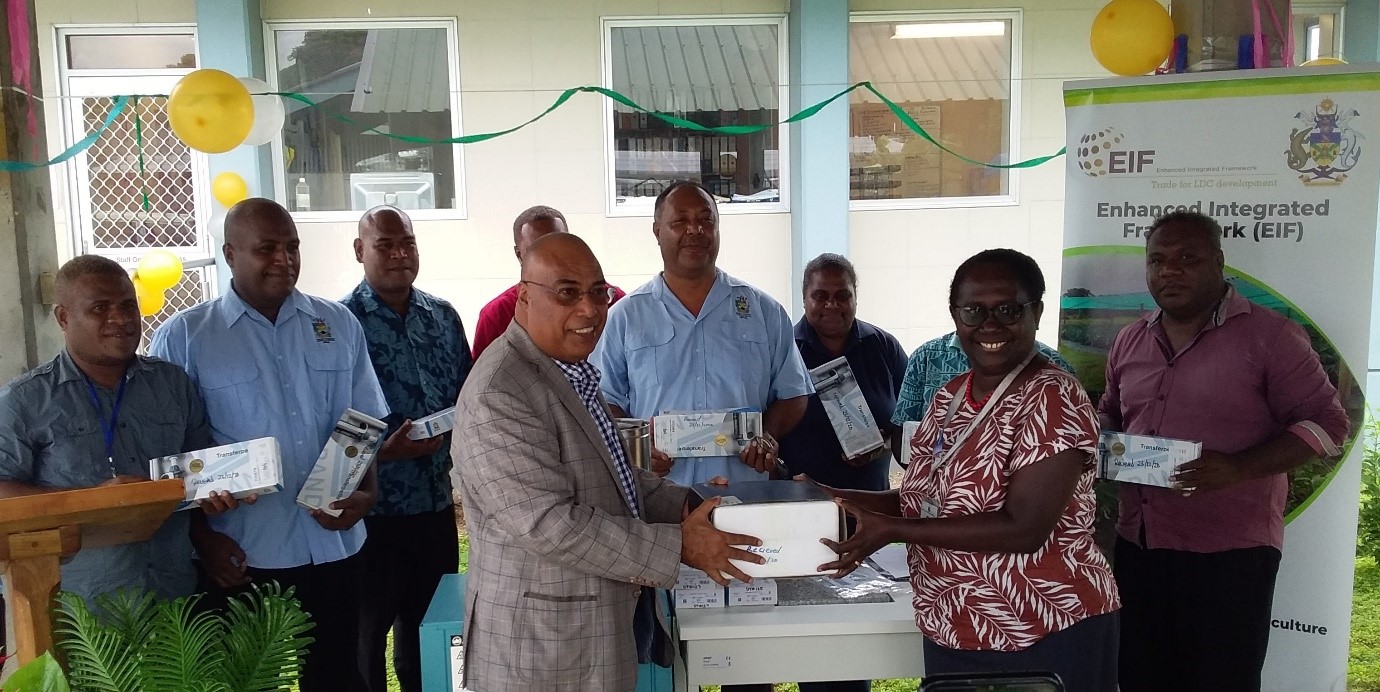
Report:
350,280,431,317
795,317,870,353
55,349,152,385
1146,283,1246,329
945,331,962,351
219,285,314,327
553,358,602,387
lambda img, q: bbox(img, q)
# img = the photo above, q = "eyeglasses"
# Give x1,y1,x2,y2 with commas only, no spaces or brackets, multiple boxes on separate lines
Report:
951,301,1036,327
521,281,617,307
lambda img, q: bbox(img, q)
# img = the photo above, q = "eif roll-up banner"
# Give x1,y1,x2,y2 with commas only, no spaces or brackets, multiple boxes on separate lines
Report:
1060,67,1380,691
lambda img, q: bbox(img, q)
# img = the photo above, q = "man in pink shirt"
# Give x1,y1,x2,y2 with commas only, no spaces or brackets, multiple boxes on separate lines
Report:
471,205,624,359
1099,211,1348,692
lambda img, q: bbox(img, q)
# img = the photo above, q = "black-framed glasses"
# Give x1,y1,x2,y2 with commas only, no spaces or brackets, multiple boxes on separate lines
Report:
951,301,1036,327
521,281,617,307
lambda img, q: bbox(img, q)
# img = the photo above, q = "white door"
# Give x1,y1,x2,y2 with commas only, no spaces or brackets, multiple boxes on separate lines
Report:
61,73,218,342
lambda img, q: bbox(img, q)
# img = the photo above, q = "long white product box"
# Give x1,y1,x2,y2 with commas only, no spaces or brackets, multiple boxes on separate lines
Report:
653,409,761,458
727,578,778,606
1098,431,1202,488
149,437,284,511
809,356,885,458
674,566,725,609
696,480,843,579
297,409,388,516
407,406,456,440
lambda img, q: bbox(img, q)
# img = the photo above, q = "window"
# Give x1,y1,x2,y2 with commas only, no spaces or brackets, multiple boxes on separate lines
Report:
848,12,1019,208
1291,1,1344,62
267,20,463,217
66,33,197,70
604,17,787,214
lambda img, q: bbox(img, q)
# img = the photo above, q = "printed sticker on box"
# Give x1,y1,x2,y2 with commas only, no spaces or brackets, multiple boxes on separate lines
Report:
674,566,725,608
653,409,762,458
1099,431,1202,488
149,437,284,511
408,406,457,440
728,578,778,606
297,409,388,516
810,356,885,458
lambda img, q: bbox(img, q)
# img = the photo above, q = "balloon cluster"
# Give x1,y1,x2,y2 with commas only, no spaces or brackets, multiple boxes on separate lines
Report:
132,250,184,317
167,69,285,154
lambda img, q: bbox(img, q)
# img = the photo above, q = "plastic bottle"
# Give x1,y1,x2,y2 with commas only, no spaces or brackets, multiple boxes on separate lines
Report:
295,177,311,212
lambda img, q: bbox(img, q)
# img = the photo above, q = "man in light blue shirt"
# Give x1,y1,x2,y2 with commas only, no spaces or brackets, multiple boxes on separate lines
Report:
150,198,390,692
595,181,813,492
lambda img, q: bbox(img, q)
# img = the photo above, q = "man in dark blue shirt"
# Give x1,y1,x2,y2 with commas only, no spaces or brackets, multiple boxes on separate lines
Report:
342,206,473,692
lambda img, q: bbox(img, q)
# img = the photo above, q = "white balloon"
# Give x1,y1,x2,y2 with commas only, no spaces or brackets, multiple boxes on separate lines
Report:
238,76,286,147
207,209,228,252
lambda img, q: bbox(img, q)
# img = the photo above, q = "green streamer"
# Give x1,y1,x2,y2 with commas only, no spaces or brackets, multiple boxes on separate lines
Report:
3,83,1065,173
0,95,129,172
132,95,151,211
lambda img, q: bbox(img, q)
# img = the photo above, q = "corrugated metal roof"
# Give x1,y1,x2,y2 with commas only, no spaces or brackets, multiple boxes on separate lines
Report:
351,28,449,114
610,25,779,113
848,23,1009,104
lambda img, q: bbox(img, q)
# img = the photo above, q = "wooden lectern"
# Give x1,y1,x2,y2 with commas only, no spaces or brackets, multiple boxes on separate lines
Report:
0,479,185,665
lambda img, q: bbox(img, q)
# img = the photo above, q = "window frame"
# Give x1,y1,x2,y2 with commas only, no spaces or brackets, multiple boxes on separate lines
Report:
601,14,791,218
846,9,1023,212
1290,0,1345,62
263,17,466,221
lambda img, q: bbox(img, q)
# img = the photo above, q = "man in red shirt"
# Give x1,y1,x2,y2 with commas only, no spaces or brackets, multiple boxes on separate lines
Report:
1099,211,1348,692
471,205,624,359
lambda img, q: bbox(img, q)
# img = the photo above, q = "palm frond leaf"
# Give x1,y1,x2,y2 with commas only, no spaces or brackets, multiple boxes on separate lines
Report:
220,583,314,692
54,592,141,692
135,594,227,692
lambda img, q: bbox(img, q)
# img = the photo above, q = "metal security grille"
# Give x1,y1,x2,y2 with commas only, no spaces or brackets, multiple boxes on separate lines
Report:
81,96,199,250
139,264,212,348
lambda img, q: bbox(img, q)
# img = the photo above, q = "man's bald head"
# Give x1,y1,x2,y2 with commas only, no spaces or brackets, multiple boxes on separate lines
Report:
222,197,300,318
516,233,609,363
355,206,420,297
224,197,294,249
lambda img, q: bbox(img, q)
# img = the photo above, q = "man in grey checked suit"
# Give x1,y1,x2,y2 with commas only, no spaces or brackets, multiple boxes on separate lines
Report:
452,233,762,692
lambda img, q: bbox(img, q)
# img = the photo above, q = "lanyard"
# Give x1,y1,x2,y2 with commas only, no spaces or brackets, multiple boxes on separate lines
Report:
929,351,1037,480
84,374,128,479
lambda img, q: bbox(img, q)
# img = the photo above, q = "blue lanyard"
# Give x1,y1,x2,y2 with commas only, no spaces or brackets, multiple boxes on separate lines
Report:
84,374,128,478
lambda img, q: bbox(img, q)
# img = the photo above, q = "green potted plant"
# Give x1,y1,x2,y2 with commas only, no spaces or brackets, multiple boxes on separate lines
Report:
1,583,312,692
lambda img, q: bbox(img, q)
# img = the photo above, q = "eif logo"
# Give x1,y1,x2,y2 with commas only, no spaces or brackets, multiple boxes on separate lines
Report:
1075,127,1155,176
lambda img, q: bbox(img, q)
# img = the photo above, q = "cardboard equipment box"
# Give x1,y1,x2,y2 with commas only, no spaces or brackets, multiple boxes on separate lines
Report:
149,437,284,511
408,406,456,440
653,409,762,458
1099,431,1202,488
297,409,387,516
809,356,885,458
696,480,843,579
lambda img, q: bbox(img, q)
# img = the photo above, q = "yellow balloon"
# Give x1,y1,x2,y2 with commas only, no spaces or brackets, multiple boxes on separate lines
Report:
132,276,165,318
1302,57,1348,66
1090,0,1176,76
167,69,254,154
137,250,183,292
212,172,249,208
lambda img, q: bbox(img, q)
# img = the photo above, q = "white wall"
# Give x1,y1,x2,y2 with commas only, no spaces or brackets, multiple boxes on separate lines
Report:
36,0,1109,353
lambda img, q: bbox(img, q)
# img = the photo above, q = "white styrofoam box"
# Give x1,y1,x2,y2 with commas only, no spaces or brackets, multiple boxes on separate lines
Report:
727,578,778,606
407,406,457,440
703,480,843,579
653,409,762,458
809,356,885,458
149,437,284,511
297,408,387,516
1099,431,1202,488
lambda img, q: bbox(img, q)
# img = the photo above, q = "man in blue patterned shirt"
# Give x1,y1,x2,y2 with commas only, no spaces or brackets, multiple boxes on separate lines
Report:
342,206,473,692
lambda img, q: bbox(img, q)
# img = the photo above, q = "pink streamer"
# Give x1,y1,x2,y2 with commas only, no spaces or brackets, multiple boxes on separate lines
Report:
1251,0,1296,68
6,0,38,157
1251,0,1268,68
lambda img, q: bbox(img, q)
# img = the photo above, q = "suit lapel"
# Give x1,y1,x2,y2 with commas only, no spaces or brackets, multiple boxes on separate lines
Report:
506,324,634,513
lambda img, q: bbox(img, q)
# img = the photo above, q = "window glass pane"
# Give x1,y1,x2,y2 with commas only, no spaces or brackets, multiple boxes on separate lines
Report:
66,34,196,70
274,27,456,212
610,24,780,206
848,19,1012,201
